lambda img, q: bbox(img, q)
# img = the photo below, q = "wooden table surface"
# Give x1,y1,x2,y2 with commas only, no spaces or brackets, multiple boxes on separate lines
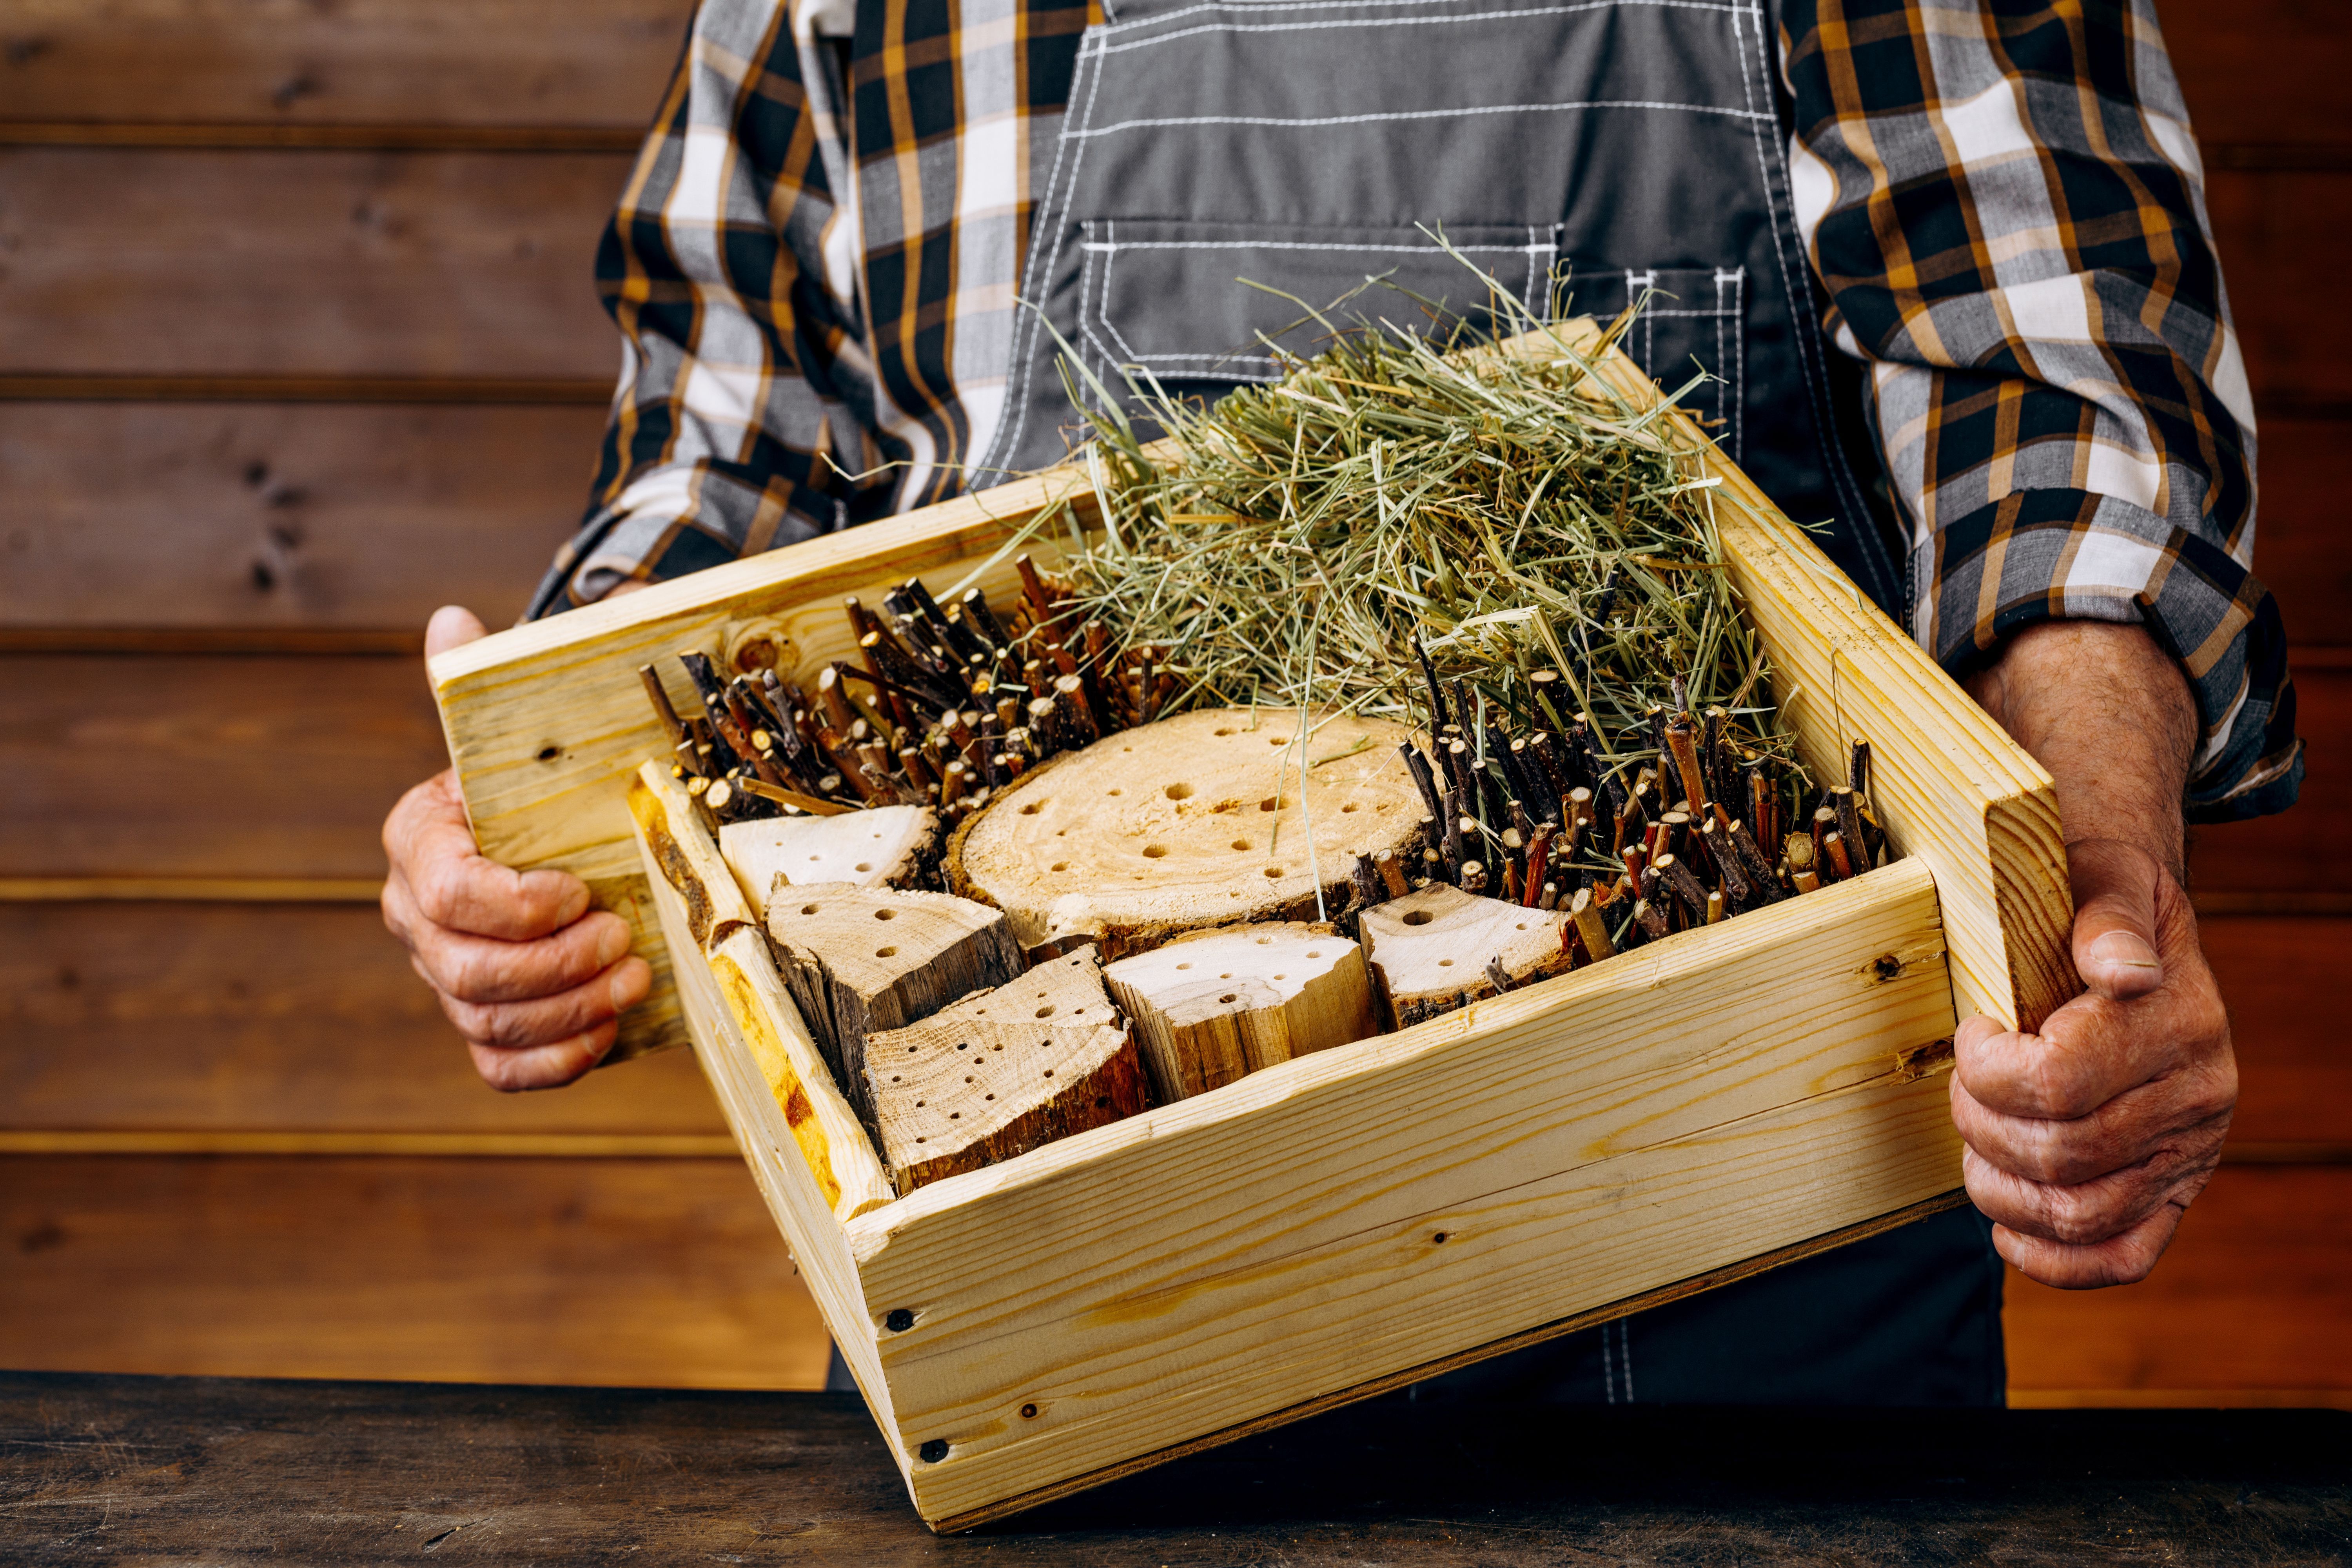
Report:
2,1370,2345,1564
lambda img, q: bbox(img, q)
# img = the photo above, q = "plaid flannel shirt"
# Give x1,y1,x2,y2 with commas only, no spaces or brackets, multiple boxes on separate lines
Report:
532,0,2300,823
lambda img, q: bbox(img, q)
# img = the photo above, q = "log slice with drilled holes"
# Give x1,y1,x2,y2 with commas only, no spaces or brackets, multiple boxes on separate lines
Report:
1103,922,1377,1102
764,885,1025,1124
945,708,1427,958
719,804,940,916
864,944,1149,1194
1358,883,1572,1028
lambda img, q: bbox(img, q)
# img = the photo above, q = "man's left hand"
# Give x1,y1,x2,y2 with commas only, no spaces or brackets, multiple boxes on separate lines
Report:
1949,837,2235,1287
1957,620,2237,1288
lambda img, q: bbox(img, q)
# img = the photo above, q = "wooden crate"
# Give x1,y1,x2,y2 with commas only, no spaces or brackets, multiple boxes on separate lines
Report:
432,321,2073,1528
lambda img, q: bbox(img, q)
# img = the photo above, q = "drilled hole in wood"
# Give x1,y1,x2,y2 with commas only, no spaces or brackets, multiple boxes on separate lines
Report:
1175,962,1193,970
1258,799,1278,812
1053,861,1070,871
801,904,820,916
1035,1005,1054,1018
1341,802,1359,812
876,946,897,958
1432,1231,1448,1244
535,744,560,761
855,861,873,872
1873,954,1904,981
1166,782,1195,800
874,908,896,921
1219,994,1238,1005
1108,789,1122,797
1403,910,1433,926
1263,866,1283,878
1020,1403,1038,1419
1142,844,1169,858
1439,958,1454,967
1231,839,1251,851
1020,802,1045,815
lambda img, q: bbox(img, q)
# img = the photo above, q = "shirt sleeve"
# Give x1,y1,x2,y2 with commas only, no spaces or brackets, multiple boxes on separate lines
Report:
1779,0,2301,823
526,0,886,619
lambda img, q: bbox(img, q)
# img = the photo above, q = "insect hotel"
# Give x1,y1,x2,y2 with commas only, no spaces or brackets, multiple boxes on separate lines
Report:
430,317,2073,1530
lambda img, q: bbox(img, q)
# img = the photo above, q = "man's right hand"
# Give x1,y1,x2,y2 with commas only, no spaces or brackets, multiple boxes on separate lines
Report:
381,606,652,1090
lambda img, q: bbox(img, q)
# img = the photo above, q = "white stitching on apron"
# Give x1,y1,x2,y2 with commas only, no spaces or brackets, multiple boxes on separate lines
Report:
1068,100,1771,138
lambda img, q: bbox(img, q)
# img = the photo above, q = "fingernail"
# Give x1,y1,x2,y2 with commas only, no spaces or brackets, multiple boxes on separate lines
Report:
610,960,650,1012
595,920,631,968
2088,932,2160,972
556,885,591,926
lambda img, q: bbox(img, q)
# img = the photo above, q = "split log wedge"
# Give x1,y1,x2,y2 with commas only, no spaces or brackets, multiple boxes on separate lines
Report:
1358,882,1571,1029
946,707,1426,957
719,804,940,915
864,944,1151,1195
1103,922,1377,1102
764,884,1024,1123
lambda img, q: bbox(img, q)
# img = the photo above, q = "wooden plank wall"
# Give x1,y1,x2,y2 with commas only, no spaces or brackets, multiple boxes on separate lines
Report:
0,0,2342,1407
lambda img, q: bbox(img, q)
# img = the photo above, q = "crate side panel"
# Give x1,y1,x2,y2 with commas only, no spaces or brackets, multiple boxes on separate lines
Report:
904,1075,1960,1523
627,764,895,1217
636,811,901,1444
1715,507,2071,1031
848,862,1957,1514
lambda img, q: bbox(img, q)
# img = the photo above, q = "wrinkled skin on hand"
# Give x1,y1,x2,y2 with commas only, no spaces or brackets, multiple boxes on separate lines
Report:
1958,621,2236,1288
379,606,651,1090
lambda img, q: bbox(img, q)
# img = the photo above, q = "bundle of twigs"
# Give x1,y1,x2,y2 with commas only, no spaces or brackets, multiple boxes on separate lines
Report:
637,261,1891,955
639,557,1170,837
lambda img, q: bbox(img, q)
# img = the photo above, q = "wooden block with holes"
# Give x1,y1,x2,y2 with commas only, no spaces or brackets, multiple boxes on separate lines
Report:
445,318,2072,1532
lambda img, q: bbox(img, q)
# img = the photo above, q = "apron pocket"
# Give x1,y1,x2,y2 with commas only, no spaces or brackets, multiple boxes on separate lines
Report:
1077,219,1564,399
1570,265,1749,464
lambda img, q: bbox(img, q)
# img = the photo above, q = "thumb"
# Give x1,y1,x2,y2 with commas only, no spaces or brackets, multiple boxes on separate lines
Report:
2067,838,2165,1002
425,604,490,660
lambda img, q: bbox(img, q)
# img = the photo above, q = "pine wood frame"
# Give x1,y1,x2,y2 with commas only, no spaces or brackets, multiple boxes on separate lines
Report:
432,321,2073,1530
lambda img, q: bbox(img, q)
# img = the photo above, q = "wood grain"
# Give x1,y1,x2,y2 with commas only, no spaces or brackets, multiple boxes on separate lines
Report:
0,1154,830,1389
0,902,725,1135
10,1377,2351,1563
848,860,1958,1522
0,653,446,879
2209,170,2352,409
2165,0,2352,152
2005,1165,2352,1399
0,0,692,127
2250,421,2352,645
2201,917,2352,1144
2188,659,2347,898
0,402,602,632
0,149,626,378
630,764,896,1220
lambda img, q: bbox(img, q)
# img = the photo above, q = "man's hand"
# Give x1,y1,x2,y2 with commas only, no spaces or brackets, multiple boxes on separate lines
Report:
1956,621,2237,1288
381,606,652,1089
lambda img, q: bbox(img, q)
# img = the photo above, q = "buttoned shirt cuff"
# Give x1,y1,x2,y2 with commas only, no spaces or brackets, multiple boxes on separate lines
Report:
1924,487,2303,826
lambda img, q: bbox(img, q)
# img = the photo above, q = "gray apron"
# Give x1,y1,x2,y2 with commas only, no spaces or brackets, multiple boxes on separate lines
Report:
980,0,1908,616
956,0,1999,1406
